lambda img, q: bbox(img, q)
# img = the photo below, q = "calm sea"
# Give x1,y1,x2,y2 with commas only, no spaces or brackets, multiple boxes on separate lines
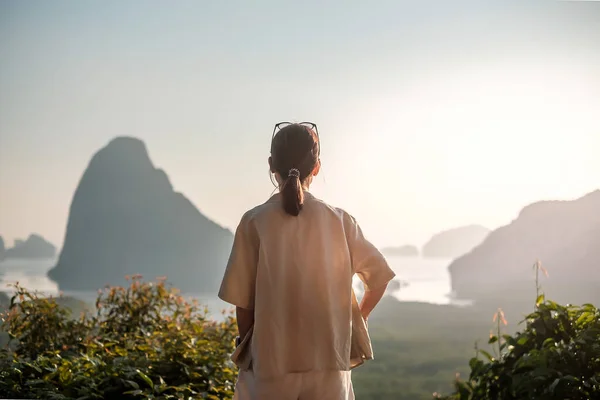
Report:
0,255,469,319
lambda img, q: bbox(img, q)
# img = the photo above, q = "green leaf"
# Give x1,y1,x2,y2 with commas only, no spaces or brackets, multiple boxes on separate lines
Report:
542,338,555,348
549,378,560,394
468,357,484,375
478,350,494,361
536,294,545,306
517,336,529,346
502,334,515,346
25,379,46,385
123,389,144,397
136,369,154,390
125,380,140,390
24,362,42,373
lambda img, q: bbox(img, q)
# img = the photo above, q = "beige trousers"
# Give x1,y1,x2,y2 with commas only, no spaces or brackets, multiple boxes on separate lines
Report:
233,369,355,400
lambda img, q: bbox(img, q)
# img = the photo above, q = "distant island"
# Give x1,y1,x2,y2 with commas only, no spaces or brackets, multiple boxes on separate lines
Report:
47,137,234,293
421,225,489,259
381,245,419,257
0,234,56,259
449,190,600,306
386,279,409,293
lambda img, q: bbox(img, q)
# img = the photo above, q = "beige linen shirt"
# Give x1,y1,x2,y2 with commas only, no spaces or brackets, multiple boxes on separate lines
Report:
218,191,395,379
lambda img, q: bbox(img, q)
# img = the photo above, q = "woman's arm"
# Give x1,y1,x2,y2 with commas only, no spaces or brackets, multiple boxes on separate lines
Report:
359,283,388,322
236,306,254,339
218,212,259,341
343,212,395,322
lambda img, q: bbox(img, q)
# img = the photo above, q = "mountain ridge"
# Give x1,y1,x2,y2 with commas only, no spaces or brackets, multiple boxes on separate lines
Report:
422,224,490,259
449,189,600,305
48,136,233,293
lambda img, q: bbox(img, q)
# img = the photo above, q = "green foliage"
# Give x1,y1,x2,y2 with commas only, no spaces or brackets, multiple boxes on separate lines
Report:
350,262,600,399
2,263,597,400
438,299,600,400
0,276,238,400
351,298,490,400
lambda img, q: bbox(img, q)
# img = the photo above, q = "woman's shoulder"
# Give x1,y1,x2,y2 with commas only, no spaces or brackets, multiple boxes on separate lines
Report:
237,192,358,227
305,194,358,225
237,195,283,224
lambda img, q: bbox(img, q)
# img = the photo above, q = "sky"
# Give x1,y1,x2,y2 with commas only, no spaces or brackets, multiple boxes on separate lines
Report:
1,0,599,249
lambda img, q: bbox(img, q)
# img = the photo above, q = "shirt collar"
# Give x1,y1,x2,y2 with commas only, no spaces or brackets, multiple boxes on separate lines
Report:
266,190,316,204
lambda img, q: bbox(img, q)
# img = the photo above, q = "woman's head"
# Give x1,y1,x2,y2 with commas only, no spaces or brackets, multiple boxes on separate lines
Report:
269,123,320,216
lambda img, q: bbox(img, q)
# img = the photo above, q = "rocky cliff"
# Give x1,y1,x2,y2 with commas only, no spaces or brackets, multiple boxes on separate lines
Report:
449,190,600,305
47,137,233,293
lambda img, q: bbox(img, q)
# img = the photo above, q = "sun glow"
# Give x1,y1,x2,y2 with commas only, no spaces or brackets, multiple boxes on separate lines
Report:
313,61,599,246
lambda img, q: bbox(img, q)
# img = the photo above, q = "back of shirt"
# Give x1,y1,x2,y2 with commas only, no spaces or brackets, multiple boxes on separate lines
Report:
218,191,395,379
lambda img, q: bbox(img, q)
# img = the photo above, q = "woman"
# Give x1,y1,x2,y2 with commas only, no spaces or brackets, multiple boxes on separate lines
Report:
218,122,395,400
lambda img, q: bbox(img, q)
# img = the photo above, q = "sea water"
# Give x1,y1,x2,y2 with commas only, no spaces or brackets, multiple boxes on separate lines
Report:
0,255,468,320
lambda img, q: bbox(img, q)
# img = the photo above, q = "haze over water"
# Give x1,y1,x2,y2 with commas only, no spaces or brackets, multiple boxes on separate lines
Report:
0,255,458,317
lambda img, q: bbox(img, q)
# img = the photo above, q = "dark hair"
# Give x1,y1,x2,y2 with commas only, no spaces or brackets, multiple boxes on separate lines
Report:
270,124,320,216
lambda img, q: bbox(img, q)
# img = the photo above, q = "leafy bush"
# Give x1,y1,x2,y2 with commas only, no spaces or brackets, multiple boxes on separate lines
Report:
0,276,238,400
438,289,600,399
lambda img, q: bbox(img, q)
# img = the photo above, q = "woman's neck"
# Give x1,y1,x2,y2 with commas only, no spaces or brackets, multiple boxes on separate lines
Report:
278,184,310,192
276,176,312,191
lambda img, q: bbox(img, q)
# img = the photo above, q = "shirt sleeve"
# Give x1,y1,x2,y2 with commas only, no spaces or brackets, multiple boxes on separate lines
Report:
344,212,396,291
218,212,259,309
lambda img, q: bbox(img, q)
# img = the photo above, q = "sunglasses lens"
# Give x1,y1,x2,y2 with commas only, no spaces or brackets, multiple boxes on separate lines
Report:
273,122,291,137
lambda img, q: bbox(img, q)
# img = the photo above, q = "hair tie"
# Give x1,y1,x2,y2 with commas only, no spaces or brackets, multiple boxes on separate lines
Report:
288,168,300,178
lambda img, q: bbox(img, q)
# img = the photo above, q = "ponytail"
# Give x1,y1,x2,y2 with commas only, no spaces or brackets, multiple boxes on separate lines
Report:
270,123,319,216
281,168,304,216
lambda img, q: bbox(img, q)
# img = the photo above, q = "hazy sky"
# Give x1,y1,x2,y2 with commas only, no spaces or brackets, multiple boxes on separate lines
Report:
1,0,599,249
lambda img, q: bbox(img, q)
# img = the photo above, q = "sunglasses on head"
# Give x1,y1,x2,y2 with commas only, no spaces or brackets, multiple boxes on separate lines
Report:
271,121,320,154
